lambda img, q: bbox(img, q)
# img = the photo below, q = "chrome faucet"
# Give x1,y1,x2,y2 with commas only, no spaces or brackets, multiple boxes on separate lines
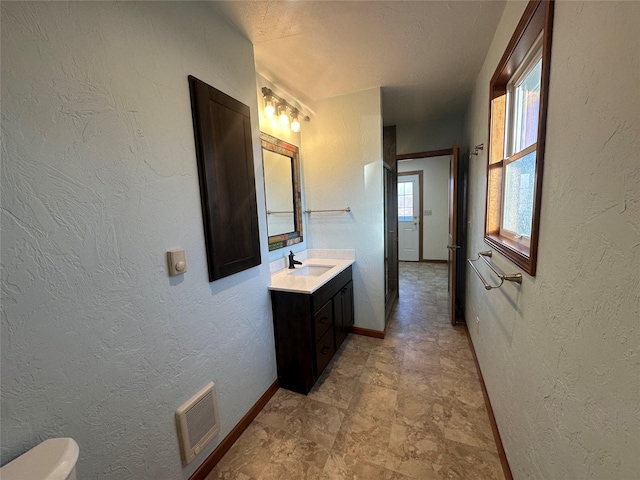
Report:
288,251,302,269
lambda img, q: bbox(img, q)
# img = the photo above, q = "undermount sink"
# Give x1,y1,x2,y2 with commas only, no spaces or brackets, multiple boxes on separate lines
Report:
269,256,354,294
289,265,334,277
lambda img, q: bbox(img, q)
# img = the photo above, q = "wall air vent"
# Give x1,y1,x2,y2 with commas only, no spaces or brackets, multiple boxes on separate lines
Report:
175,382,220,466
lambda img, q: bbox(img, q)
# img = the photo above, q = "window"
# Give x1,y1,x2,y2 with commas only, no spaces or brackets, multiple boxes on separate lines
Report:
398,181,414,222
485,0,554,276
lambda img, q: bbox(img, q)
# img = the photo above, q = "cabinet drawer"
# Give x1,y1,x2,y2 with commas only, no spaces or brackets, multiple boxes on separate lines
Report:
314,301,332,341
315,327,335,376
312,266,352,312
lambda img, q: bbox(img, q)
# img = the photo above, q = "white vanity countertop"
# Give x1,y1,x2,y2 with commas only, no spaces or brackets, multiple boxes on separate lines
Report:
269,258,355,294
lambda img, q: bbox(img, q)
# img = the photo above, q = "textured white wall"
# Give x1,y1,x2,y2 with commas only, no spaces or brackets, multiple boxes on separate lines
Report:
1,3,277,478
465,1,640,478
301,89,385,332
398,156,451,261
396,114,465,155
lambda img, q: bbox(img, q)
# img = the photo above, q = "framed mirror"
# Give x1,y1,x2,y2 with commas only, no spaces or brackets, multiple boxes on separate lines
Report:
261,132,303,251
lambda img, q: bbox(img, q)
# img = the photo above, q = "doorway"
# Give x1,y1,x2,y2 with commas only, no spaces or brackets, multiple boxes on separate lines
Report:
397,156,450,264
396,144,464,325
397,172,423,262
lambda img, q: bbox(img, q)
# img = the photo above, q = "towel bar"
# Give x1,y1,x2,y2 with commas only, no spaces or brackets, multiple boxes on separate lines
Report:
468,250,522,290
304,207,351,214
267,210,294,215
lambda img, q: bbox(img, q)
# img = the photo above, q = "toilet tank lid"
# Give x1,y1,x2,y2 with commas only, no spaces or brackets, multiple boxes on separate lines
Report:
1,438,79,480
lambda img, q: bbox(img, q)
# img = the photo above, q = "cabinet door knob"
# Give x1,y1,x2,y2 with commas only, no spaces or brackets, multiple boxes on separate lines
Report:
321,346,330,355
319,316,328,324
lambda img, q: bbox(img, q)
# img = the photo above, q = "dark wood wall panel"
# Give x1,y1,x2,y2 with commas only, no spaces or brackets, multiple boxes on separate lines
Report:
189,76,261,281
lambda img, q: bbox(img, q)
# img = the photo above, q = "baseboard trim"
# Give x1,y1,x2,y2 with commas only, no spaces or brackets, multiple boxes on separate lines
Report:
420,259,447,264
189,379,279,480
464,326,513,480
349,326,385,339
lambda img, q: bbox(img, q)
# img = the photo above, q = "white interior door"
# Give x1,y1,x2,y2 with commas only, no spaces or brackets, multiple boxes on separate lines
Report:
398,174,420,261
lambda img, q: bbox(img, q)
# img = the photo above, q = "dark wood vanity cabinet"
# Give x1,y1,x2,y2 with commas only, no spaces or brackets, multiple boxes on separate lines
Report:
270,266,354,394
333,281,354,349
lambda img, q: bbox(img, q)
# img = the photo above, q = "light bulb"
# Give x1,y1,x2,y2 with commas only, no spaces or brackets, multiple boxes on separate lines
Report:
278,104,289,126
264,95,275,118
264,93,275,118
265,103,275,118
290,111,301,133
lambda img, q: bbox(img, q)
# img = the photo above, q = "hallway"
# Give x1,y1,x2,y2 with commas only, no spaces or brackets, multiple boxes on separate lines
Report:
208,263,504,479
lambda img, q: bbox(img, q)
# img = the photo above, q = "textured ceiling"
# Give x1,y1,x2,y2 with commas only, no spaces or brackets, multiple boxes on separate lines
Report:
209,1,506,126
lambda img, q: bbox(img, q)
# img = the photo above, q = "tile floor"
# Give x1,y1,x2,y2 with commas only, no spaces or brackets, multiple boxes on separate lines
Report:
207,262,505,480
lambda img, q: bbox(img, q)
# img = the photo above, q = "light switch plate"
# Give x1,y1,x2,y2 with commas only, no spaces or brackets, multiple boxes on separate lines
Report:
167,249,187,276
425,210,432,216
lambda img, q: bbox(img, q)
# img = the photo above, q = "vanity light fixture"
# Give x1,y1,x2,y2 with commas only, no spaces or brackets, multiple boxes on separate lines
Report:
261,87,311,133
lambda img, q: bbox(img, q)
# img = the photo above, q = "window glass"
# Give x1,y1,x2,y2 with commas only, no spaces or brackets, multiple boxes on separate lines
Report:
398,181,413,221
512,58,542,154
502,150,536,237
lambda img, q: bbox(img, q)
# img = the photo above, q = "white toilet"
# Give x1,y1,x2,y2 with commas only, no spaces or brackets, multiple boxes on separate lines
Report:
0,438,79,480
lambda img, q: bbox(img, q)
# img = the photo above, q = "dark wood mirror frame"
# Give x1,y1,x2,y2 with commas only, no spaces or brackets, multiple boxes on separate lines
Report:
260,132,303,251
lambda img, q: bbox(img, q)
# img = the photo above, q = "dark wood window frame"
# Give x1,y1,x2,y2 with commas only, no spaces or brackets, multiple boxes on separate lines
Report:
485,0,554,276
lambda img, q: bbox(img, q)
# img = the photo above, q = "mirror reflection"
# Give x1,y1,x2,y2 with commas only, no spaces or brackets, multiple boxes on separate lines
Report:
261,132,303,251
263,149,295,236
